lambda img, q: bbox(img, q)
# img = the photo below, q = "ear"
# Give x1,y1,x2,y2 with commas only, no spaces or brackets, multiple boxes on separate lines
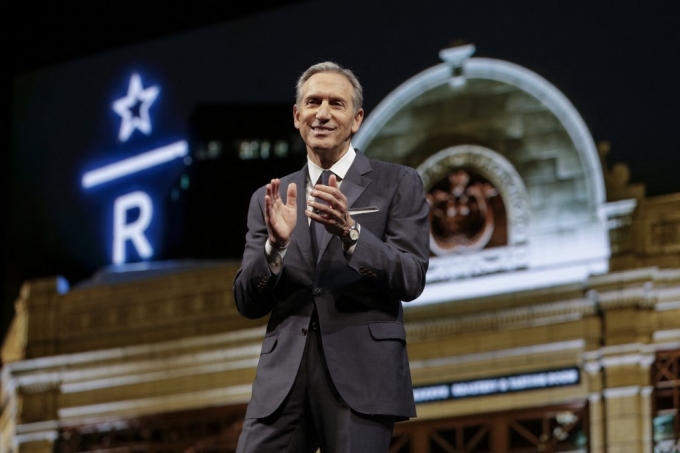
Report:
293,104,301,130
351,108,364,134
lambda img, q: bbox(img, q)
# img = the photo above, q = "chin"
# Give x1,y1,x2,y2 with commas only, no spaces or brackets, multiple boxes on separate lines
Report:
308,139,334,150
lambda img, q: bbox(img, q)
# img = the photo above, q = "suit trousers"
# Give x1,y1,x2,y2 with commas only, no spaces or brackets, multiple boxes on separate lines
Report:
236,327,396,453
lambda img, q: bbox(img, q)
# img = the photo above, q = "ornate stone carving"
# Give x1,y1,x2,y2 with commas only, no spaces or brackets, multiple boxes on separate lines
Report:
418,145,530,280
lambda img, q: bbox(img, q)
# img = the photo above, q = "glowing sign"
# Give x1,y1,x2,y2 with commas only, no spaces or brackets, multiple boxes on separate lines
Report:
412,367,580,403
83,72,188,265
112,73,160,142
113,191,154,264
81,140,188,188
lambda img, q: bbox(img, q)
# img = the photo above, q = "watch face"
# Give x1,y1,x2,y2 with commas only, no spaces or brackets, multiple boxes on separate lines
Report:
349,228,360,241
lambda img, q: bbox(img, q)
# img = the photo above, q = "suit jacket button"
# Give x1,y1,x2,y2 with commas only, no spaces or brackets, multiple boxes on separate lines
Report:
314,287,322,294
301,328,308,336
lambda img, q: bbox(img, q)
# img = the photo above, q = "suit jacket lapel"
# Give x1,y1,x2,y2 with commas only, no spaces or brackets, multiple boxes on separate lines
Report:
289,165,315,270
341,151,373,208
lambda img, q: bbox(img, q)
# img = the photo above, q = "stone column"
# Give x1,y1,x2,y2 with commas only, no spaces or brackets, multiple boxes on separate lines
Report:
600,350,655,453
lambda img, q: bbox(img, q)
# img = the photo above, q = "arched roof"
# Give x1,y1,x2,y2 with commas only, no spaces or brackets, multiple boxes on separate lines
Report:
354,50,605,204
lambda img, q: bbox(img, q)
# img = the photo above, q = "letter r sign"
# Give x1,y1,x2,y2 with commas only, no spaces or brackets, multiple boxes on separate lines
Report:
113,191,154,264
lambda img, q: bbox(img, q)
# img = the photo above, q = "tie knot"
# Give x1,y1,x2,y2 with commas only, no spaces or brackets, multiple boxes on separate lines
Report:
320,170,333,186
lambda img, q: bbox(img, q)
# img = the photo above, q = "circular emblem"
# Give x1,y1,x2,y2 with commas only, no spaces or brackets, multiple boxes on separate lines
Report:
427,169,504,255
418,145,529,258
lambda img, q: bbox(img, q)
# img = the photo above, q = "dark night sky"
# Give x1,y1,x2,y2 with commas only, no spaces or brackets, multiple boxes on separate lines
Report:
2,0,679,338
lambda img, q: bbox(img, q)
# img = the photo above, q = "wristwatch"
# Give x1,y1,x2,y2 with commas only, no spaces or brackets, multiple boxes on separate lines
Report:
340,221,360,246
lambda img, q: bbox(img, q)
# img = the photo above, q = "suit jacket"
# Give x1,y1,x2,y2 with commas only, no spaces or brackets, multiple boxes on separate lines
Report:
233,151,430,420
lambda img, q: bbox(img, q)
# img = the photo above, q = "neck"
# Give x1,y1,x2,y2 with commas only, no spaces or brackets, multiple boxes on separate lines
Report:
308,144,350,169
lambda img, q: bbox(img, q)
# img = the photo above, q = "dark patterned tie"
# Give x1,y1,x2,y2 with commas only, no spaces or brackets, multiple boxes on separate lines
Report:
311,170,333,260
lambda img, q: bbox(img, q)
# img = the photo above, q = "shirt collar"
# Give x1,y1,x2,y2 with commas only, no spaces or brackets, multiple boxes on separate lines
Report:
307,144,357,185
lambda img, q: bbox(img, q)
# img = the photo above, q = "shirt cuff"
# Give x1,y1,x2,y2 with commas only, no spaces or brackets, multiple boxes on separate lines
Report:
265,240,287,274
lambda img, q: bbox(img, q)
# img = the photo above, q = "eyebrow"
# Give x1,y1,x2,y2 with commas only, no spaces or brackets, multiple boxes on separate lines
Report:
305,93,349,104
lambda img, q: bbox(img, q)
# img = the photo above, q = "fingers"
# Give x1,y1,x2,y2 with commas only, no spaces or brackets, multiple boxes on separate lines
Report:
309,191,337,216
265,179,296,246
305,207,335,228
266,178,280,202
264,179,277,222
311,183,345,207
309,175,354,232
286,182,297,208
307,196,346,227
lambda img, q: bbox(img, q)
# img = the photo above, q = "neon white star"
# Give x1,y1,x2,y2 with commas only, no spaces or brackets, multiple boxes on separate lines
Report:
112,73,160,142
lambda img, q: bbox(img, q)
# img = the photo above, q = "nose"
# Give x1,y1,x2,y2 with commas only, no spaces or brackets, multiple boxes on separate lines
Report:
316,101,331,120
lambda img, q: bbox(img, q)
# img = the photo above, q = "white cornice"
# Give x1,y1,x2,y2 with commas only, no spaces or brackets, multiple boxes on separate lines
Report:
598,199,637,220
13,420,60,446
600,353,655,369
58,384,252,422
4,327,266,396
60,355,259,394
588,392,602,403
581,344,656,371
409,340,585,370
5,326,265,374
603,386,642,398
407,298,595,338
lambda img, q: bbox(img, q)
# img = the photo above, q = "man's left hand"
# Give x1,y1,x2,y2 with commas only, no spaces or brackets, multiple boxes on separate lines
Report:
306,174,354,237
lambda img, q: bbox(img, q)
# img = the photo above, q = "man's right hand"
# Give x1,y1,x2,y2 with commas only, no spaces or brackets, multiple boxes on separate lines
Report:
264,179,297,249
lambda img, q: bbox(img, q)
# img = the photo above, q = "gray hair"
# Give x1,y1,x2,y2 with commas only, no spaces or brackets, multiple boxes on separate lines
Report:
295,62,363,114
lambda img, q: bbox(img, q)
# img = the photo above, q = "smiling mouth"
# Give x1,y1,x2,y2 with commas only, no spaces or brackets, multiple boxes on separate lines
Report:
312,127,335,136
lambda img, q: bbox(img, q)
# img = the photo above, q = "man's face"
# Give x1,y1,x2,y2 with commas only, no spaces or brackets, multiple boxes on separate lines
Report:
294,72,364,158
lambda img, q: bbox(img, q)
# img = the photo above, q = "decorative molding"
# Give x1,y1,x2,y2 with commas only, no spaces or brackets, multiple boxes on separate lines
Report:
59,289,238,339
588,392,602,403
603,386,641,398
597,342,644,356
583,361,601,375
58,384,252,422
654,286,680,309
59,351,259,394
5,326,265,374
407,298,595,338
424,245,530,283
409,340,585,370
3,328,265,397
15,430,59,445
656,301,680,312
653,329,680,342
599,199,638,220
13,420,60,446
600,353,655,369
596,285,656,309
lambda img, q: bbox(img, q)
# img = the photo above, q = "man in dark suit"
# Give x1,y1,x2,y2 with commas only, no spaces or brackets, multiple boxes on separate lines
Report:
234,62,430,453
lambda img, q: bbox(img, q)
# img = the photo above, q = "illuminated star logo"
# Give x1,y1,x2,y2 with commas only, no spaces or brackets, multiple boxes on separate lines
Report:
112,73,160,142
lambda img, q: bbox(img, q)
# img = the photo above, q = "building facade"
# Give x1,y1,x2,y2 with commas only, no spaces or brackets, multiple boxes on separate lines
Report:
3,46,680,453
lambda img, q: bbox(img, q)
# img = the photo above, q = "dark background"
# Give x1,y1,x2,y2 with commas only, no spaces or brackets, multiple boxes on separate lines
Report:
2,0,679,340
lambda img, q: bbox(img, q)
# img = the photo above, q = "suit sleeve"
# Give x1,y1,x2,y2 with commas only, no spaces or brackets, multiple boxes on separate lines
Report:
347,166,430,302
233,188,281,319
